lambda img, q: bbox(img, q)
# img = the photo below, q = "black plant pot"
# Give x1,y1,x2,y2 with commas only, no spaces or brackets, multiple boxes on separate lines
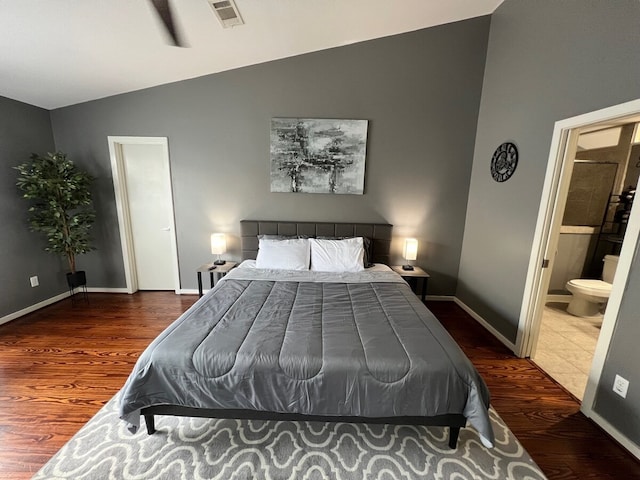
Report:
66,270,87,289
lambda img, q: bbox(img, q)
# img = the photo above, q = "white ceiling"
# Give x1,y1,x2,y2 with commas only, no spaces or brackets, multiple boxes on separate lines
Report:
0,0,503,110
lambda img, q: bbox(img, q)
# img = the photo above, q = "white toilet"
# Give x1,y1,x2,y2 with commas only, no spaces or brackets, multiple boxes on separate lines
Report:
566,255,619,317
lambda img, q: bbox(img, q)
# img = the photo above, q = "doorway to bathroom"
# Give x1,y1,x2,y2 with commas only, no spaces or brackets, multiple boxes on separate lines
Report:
515,100,640,408
532,121,638,400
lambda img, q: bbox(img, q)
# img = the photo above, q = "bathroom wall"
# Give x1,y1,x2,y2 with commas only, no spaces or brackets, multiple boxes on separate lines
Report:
548,230,598,293
563,162,618,228
577,123,636,234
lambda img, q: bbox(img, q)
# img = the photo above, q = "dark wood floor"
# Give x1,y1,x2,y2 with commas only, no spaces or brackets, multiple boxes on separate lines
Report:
0,293,638,479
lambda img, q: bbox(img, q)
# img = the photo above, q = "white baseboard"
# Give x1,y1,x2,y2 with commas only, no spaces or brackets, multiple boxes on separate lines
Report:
87,288,198,295
546,294,571,303
179,289,200,295
425,295,454,301
1,288,130,326
453,297,517,353
85,287,130,293
86,287,198,295
0,291,70,326
581,407,640,461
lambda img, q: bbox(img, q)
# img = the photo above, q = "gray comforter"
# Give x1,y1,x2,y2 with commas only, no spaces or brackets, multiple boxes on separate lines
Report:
119,266,494,446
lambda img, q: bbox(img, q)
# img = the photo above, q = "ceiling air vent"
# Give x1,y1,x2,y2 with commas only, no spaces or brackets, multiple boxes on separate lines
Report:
209,0,244,28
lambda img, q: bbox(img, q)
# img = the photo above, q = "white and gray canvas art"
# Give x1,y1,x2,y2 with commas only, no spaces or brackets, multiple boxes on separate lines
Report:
270,118,368,194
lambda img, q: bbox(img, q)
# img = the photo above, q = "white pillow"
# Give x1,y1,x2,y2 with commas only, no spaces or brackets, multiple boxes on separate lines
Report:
309,237,365,272
255,238,310,270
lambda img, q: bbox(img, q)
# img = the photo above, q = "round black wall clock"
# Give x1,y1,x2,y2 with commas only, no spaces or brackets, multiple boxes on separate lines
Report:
490,142,518,182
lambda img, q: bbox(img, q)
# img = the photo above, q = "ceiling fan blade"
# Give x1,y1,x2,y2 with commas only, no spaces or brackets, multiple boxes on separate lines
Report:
149,0,184,47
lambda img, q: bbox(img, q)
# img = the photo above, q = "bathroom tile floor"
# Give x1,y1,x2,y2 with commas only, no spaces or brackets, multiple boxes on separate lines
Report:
532,302,602,400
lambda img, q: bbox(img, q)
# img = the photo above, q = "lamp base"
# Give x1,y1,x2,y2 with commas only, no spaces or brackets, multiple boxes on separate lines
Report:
402,264,414,271
214,259,226,265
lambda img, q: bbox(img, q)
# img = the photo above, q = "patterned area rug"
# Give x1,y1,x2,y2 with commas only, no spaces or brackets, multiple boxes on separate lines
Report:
33,393,546,479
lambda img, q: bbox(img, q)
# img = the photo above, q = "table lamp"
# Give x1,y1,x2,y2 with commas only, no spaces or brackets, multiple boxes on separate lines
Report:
402,238,418,271
210,233,226,265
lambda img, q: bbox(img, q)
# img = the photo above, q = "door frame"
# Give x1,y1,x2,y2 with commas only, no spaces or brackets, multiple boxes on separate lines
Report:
107,136,181,294
517,126,581,359
516,99,640,457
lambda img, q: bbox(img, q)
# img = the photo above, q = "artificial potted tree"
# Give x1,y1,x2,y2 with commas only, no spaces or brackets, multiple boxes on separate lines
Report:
15,152,96,290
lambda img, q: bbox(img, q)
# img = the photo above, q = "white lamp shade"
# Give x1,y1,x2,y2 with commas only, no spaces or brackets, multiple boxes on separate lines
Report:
403,238,418,261
210,233,227,255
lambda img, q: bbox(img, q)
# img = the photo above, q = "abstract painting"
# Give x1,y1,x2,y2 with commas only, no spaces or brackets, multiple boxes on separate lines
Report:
270,118,368,194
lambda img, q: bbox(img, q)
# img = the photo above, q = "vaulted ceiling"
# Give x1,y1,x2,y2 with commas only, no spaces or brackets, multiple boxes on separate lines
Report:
0,0,503,109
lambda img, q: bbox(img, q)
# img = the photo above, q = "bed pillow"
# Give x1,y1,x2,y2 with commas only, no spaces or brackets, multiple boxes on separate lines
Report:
317,235,373,267
309,237,365,272
256,238,310,270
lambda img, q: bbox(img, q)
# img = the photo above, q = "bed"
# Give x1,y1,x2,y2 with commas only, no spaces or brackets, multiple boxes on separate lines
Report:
119,221,494,449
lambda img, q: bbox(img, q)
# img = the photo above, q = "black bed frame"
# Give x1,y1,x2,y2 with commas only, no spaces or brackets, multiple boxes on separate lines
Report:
142,406,465,449
140,220,468,449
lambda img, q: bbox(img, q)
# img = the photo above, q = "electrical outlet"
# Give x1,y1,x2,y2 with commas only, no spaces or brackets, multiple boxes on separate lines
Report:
613,374,629,398
30,275,39,287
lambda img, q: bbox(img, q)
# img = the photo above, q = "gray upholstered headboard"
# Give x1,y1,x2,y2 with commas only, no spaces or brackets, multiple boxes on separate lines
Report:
240,220,393,265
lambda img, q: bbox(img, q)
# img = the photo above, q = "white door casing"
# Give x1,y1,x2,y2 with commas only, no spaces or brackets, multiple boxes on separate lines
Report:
519,128,581,359
108,136,181,294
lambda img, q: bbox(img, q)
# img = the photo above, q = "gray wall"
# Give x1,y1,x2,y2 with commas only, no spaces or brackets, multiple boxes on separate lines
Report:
50,17,490,293
457,0,640,340
456,0,640,451
594,236,640,444
0,96,61,318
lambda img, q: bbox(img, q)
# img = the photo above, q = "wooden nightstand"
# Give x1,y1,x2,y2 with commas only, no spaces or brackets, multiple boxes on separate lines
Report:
196,262,237,297
391,265,430,301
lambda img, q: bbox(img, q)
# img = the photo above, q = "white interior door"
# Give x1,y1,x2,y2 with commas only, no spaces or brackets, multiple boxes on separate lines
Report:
108,137,180,293
121,143,175,290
